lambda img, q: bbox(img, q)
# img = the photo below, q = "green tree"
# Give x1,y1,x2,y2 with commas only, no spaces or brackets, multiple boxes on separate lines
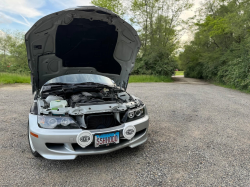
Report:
130,0,193,75
0,30,28,73
179,0,250,91
91,0,125,16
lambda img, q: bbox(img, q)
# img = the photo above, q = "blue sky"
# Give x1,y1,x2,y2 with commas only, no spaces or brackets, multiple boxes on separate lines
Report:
0,0,203,43
0,0,92,32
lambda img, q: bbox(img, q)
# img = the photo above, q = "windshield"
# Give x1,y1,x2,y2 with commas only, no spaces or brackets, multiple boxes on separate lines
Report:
45,74,114,86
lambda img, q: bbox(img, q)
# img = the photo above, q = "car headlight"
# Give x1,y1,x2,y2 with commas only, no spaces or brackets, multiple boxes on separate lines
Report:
128,111,135,118
38,115,80,129
124,105,146,122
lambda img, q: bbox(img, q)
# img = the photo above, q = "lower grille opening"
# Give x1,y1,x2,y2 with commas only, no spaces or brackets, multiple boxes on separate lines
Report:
85,113,120,129
46,143,64,150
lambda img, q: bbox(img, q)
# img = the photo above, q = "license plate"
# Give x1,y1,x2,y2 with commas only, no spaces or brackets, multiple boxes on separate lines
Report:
95,132,119,147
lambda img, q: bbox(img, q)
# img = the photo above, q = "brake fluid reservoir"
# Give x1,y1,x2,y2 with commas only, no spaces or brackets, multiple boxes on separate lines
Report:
50,100,67,110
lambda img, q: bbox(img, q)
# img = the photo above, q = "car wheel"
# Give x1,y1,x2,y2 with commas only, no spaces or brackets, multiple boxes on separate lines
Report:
28,122,40,157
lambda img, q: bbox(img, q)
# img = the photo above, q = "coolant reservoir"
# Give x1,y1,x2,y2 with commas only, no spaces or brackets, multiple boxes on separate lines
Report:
50,100,67,110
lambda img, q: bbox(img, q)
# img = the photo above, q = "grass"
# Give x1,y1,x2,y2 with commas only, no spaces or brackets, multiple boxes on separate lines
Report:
0,73,30,84
0,73,173,85
129,75,173,83
213,82,250,94
175,71,184,76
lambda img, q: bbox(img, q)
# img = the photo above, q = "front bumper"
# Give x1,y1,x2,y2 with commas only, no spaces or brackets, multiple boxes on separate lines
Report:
29,113,149,160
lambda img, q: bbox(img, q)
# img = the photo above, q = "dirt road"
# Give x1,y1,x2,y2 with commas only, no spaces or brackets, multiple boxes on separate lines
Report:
1,79,250,186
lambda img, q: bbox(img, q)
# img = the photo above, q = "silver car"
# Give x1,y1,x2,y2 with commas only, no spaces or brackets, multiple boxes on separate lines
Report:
26,6,149,160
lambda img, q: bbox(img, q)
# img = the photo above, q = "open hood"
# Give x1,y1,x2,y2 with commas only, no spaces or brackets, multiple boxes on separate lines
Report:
25,6,141,93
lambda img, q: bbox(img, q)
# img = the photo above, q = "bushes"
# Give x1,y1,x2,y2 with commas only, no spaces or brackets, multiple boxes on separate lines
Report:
217,58,250,91
132,50,178,76
184,64,204,79
183,56,250,92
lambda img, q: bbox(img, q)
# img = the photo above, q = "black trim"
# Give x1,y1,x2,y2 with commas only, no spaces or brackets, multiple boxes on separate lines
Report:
46,143,64,150
120,107,145,123
30,102,38,115
84,113,120,129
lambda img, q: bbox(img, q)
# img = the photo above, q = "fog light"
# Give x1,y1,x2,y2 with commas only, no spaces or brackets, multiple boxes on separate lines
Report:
123,125,136,140
76,131,93,148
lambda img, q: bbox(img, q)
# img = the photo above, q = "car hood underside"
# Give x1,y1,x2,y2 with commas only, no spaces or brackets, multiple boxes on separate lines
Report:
25,6,141,93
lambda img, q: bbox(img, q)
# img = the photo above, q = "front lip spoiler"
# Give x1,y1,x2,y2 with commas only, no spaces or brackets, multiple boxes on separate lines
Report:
45,128,148,155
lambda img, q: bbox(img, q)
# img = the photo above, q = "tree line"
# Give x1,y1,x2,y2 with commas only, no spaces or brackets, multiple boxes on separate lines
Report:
179,0,250,91
0,31,29,73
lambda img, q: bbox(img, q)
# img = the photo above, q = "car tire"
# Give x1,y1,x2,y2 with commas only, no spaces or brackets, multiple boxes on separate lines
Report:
28,121,40,157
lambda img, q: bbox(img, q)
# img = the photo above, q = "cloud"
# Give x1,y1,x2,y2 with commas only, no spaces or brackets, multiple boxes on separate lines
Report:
50,0,92,9
0,13,12,24
179,0,205,44
0,0,45,18
180,0,204,20
0,30,6,37
0,12,30,26
0,0,92,28
20,14,32,27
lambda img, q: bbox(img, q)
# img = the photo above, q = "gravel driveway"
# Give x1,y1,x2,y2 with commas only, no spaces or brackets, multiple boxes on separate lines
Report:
1,78,250,186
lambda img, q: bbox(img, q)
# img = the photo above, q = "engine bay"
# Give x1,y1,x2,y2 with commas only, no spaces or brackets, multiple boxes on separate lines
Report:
36,86,145,129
